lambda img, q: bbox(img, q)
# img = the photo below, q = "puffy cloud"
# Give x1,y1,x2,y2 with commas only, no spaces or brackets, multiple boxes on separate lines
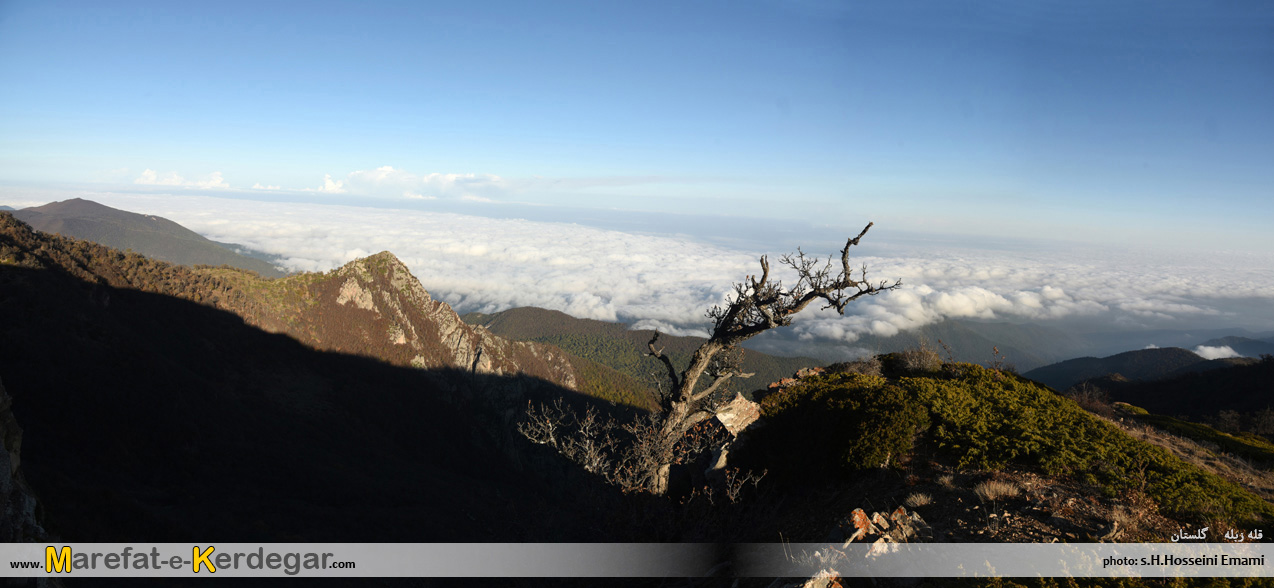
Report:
301,174,346,194
134,169,183,186
308,166,506,200
66,193,1274,349
252,183,283,190
1193,345,1241,360
134,169,229,189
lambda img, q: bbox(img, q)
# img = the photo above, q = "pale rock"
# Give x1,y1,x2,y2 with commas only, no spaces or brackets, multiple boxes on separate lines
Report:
715,393,761,436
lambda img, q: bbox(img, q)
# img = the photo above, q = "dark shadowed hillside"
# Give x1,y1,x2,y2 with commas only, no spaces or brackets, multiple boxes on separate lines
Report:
0,212,621,544
1092,358,1274,421
1023,347,1206,391
1166,356,1261,377
13,198,285,277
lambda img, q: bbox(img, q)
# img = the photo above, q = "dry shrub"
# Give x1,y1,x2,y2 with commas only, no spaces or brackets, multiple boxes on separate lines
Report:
974,479,1020,502
898,348,941,373
1109,506,1140,534
827,355,882,377
1065,382,1115,418
937,474,956,489
904,492,933,508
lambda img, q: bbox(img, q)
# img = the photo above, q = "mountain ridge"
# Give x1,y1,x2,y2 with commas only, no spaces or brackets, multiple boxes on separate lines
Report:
1197,336,1274,358
0,210,654,543
1023,347,1207,391
1,211,585,395
13,198,285,277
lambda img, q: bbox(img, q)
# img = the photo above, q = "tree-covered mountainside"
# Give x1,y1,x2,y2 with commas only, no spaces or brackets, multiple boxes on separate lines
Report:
13,198,285,277
832,319,1088,372
462,306,820,397
1077,328,1267,359
1114,403,1274,467
1023,347,1207,391
1166,356,1261,378
1086,358,1274,421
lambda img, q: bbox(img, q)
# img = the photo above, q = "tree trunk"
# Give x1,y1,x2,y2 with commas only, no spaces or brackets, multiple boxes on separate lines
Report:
650,463,670,496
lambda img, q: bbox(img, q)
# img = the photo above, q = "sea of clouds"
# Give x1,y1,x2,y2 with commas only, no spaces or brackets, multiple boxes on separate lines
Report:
20,192,1274,351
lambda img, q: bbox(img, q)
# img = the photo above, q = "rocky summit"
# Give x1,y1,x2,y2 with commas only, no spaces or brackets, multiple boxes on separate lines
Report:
212,250,579,391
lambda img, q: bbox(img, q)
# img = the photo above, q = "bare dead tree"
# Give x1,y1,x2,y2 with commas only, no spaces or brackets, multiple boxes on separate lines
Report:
641,222,902,494
517,398,570,448
518,399,621,478
561,404,619,476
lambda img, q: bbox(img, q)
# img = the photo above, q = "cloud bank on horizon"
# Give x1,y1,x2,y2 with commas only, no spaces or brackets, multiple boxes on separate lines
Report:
64,193,1274,347
132,165,506,200
126,165,714,211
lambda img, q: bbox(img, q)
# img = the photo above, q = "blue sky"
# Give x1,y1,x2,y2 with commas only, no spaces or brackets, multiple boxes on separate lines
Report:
2,0,1271,249
2,1,1274,341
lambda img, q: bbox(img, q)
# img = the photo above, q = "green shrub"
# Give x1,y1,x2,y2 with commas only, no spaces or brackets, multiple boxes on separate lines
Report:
746,362,1274,526
749,373,928,478
1130,412,1274,465
901,364,1274,526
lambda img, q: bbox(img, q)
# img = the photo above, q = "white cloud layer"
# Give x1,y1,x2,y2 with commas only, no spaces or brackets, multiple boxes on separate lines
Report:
1193,345,1242,360
134,169,230,189
64,193,1274,348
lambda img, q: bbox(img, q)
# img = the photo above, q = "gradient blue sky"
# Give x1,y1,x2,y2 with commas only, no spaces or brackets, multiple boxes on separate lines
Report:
1,0,1272,250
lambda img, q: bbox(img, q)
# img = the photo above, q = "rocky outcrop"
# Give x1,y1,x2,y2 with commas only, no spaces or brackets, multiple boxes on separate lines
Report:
801,569,843,588
840,506,934,545
238,251,579,392
714,392,760,436
0,376,46,543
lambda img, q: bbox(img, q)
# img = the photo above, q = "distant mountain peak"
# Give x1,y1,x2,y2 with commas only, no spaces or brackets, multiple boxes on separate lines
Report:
13,199,285,278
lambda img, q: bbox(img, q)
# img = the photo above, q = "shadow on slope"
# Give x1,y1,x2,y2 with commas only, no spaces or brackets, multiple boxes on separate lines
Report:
1098,358,1274,421
0,261,628,544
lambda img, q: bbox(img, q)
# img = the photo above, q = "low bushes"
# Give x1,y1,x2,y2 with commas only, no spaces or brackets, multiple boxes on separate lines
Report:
743,361,1274,527
745,373,928,479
